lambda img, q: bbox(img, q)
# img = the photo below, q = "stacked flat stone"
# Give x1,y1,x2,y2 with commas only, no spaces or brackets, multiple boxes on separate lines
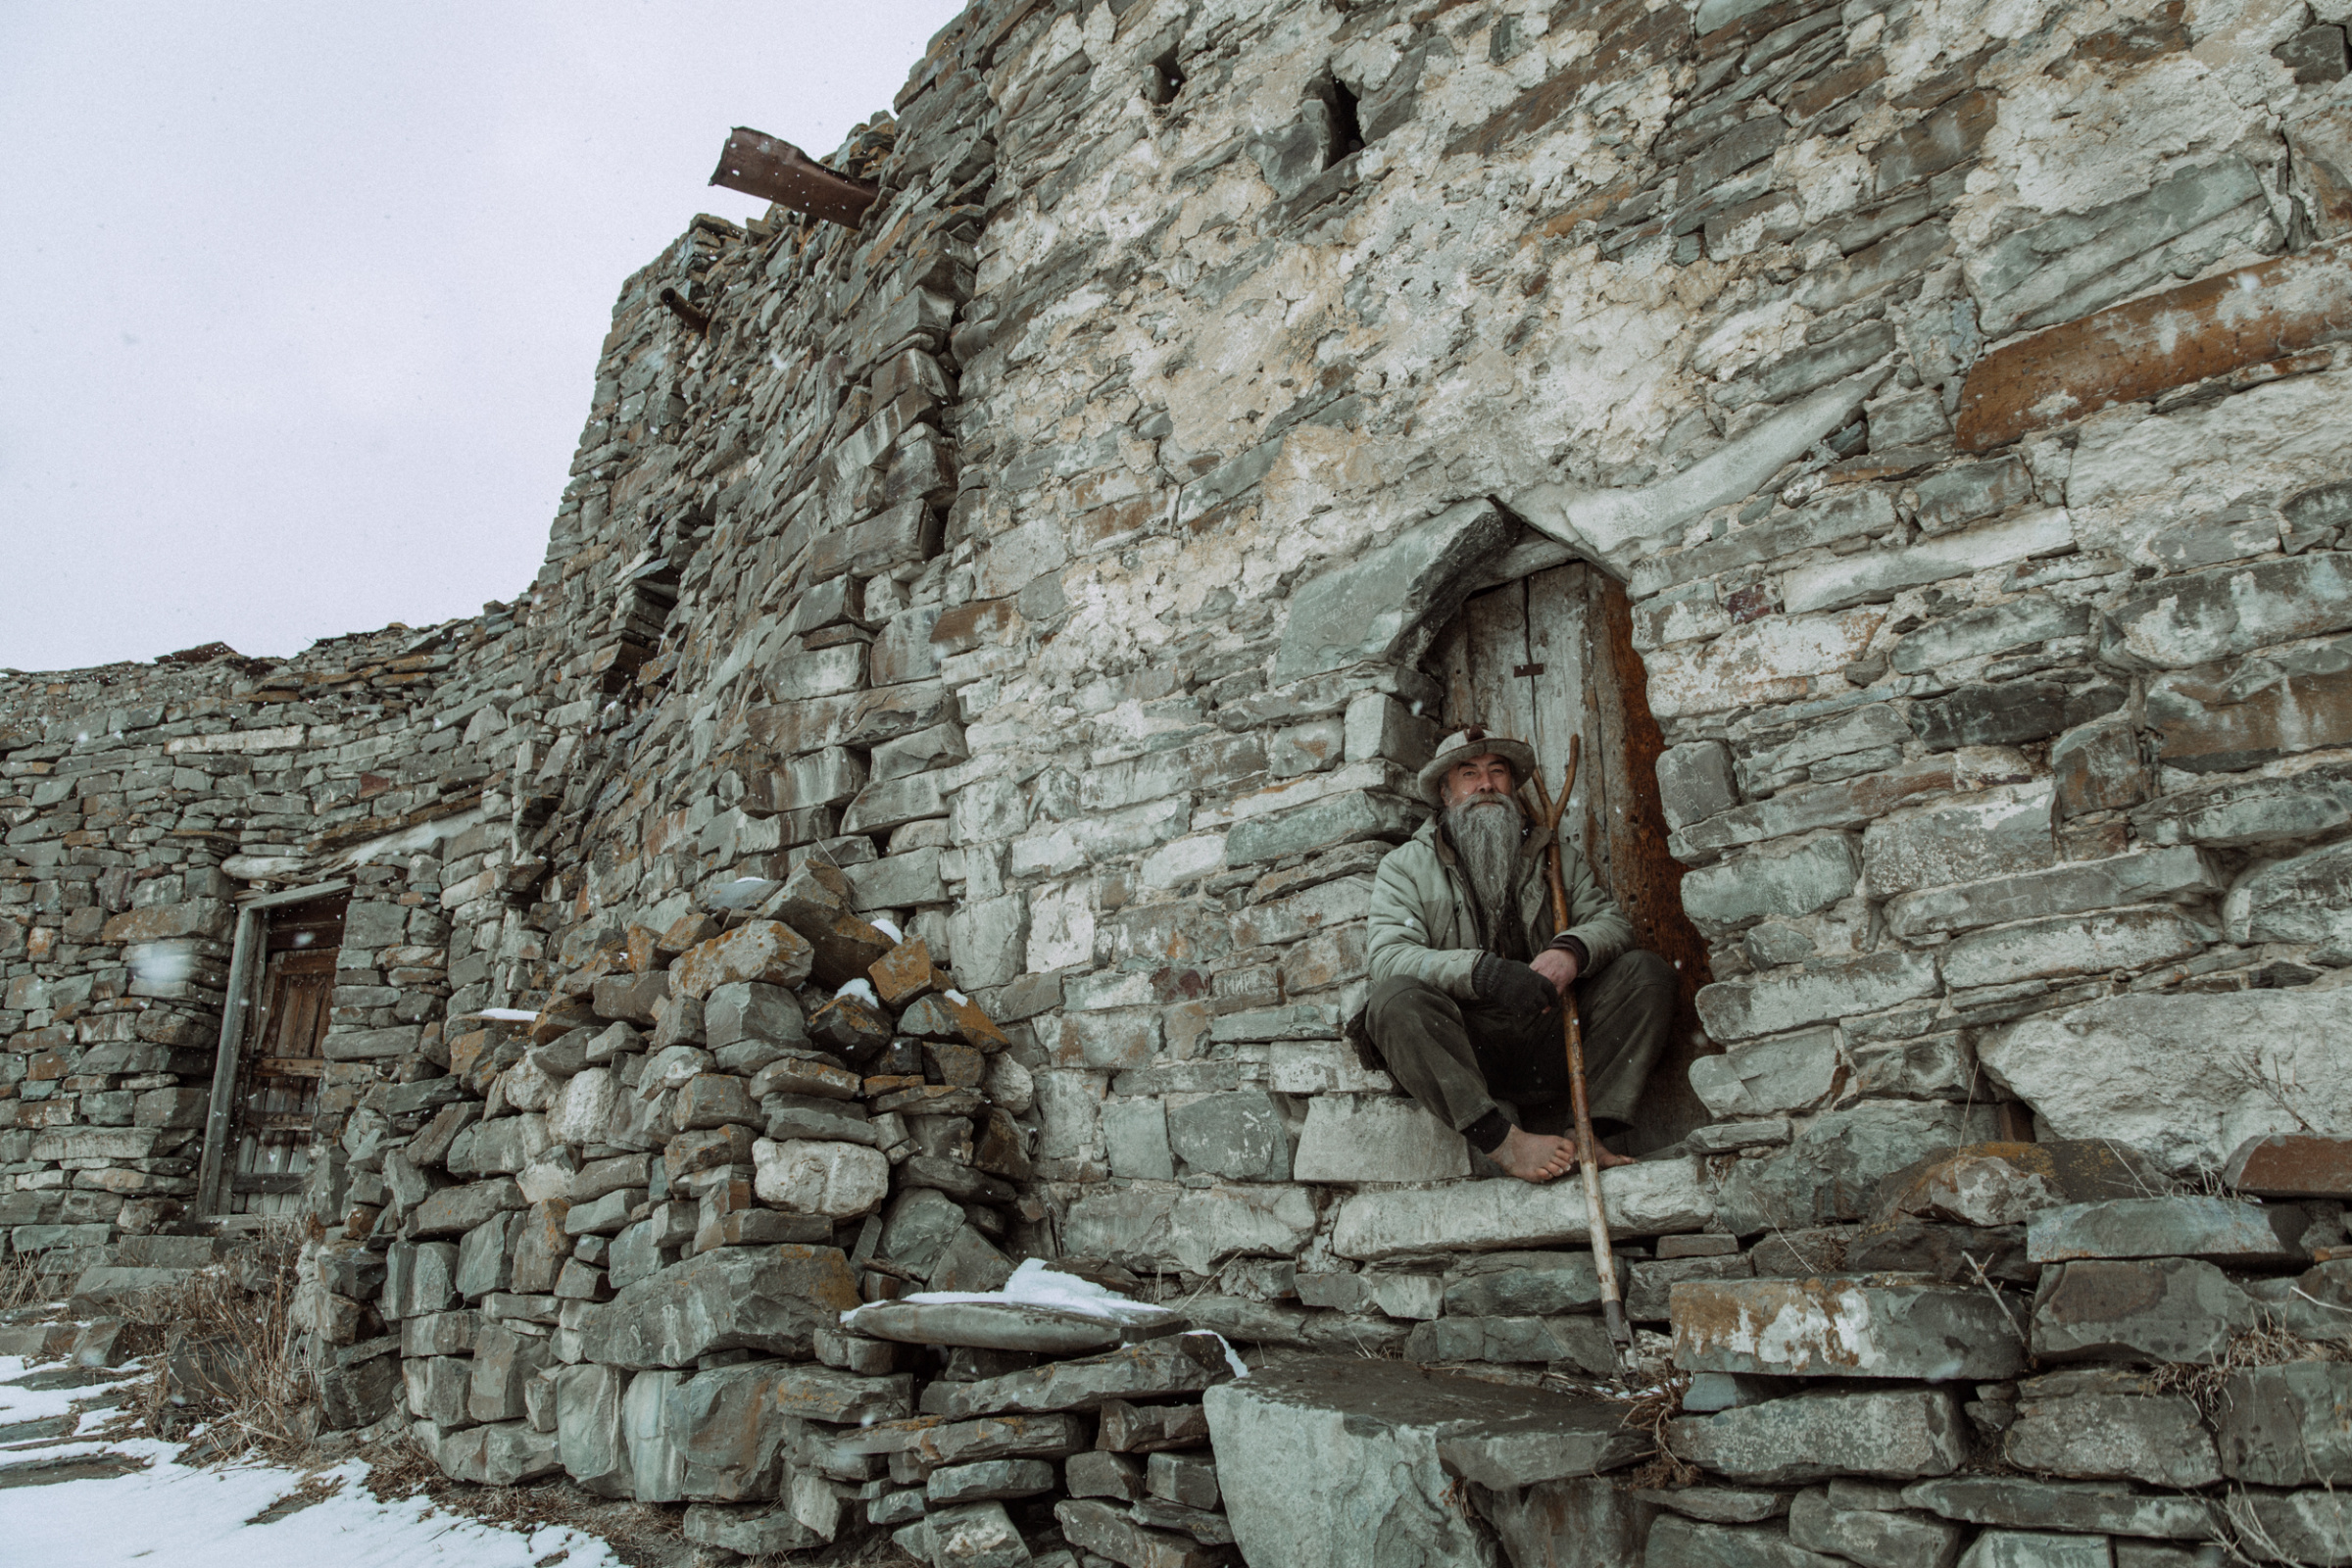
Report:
355,860,1051,1516
5,0,2352,1558
1638,1140,2352,1567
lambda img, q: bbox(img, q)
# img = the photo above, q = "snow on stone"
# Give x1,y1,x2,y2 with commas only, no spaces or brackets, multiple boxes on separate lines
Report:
846,1257,1170,1326
834,977,880,1007
870,916,904,943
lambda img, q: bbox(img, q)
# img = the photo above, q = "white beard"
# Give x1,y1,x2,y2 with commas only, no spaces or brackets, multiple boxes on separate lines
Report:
1446,793,1524,949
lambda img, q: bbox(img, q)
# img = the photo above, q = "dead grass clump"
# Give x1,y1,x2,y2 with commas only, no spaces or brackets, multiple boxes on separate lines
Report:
2147,1319,2351,1421
124,1223,314,1462
1613,1372,1700,1492
0,1251,64,1316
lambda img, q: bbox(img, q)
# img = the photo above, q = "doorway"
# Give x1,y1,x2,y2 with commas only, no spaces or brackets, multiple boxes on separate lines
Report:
198,885,348,1215
1423,563,1713,1152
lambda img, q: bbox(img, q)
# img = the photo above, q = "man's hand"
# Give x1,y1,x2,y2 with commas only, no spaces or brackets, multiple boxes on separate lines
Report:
1530,946,1579,1000
1476,956,1557,1017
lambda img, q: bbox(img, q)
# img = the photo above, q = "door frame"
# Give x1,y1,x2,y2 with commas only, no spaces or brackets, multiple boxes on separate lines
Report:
195,878,351,1216
1423,563,1715,1153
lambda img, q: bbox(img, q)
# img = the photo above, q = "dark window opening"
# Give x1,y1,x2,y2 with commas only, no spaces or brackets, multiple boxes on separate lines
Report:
1146,51,1186,106
1319,76,1365,167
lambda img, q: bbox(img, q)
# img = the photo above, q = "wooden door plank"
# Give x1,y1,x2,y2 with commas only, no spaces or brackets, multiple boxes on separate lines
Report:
1523,564,1592,824
1462,584,1537,750
1427,617,1476,732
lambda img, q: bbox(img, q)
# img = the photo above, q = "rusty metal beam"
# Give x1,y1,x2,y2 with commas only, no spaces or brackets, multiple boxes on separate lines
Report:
1955,238,2352,452
710,127,879,227
659,286,710,334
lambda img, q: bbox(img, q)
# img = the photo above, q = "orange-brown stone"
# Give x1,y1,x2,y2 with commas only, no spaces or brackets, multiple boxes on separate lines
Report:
868,937,939,1006
1956,238,2352,452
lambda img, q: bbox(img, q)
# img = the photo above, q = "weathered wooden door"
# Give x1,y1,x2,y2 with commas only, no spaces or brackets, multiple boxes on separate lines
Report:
223,892,346,1214
1424,564,1712,1152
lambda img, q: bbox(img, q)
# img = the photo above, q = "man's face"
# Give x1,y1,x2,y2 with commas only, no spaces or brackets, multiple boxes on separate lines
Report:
1444,754,1521,810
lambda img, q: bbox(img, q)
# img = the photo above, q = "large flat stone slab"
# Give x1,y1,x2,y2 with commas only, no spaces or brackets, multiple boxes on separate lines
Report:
2026,1197,2305,1264
842,1298,1183,1353
577,1244,859,1369
2030,1257,2255,1365
918,1335,1235,1419
1901,1477,2218,1539
1671,1278,2027,1381
2225,1133,2352,1199
1204,1356,1645,1568
1328,1159,1713,1261
1981,990,2346,1173
1667,1388,1969,1484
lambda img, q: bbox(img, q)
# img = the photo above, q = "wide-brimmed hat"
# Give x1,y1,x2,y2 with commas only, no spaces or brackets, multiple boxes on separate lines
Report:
1416,725,1539,805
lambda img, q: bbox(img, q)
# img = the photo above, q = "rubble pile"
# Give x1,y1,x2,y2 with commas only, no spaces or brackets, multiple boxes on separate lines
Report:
318,858,1251,1561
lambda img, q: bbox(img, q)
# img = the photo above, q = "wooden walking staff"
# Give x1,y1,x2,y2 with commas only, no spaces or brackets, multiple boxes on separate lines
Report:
1528,735,1635,1370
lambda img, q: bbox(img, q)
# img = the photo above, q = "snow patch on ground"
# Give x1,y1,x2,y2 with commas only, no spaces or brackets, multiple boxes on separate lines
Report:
0,1355,90,1422
0,1442,623,1568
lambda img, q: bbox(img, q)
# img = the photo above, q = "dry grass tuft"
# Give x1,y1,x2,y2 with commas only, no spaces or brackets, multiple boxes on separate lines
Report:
2147,1319,2351,1420
0,1251,64,1316
1612,1372,1700,1492
122,1223,314,1462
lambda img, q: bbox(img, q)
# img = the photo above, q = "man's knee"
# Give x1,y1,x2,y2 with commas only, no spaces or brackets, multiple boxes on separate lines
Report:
1366,974,1452,1037
1592,948,1675,1007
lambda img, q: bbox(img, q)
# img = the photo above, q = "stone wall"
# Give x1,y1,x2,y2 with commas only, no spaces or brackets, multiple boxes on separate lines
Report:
6,0,2352,1558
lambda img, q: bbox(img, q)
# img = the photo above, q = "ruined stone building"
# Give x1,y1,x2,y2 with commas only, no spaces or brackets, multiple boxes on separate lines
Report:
5,0,2350,1560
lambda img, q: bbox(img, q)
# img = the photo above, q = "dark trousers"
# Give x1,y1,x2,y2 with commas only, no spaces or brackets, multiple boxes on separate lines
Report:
1365,950,1676,1142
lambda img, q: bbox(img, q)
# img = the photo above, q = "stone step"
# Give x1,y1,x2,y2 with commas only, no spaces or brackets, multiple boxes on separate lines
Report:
843,1297,1186,1353
67,1264,196,1314
0,1451,150,1489
112,1233,236,1269
1670,1276,2028,1381
1203,1355,1647,1568
0,1318,127,1368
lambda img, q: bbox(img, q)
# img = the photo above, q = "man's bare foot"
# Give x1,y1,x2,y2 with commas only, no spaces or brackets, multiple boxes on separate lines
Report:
1595,1146,1637,1170
1494,1125,1579,1183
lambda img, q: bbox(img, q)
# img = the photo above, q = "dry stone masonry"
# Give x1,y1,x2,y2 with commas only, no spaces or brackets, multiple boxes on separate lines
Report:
6,0,2352,1561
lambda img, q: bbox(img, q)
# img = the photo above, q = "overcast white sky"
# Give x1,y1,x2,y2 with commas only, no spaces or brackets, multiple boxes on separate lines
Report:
0,1,963,674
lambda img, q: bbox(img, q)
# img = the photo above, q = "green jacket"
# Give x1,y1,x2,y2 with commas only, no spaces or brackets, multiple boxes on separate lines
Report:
1367,815,1635,999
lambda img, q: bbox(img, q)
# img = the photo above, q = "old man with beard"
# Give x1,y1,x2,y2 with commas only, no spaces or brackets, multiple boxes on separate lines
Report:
1363,726,1676,1183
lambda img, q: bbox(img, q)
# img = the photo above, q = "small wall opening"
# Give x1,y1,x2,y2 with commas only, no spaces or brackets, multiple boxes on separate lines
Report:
1145,50,1186,106
1317,76,1364,168
1422,562,1714,1154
